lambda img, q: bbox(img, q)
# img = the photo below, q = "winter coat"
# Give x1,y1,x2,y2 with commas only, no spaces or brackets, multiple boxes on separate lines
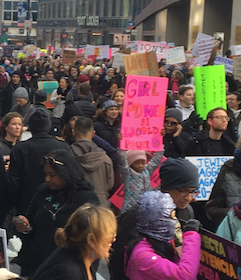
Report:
10,102,36,127
163,132,190,158
94,118,120,148
75,97,97,120
34,103,53,117
216,208,241,245
0,72,10,91
0,138,14,156
50,89,66,118
20,181,99,276
182,129,235,157
32,247,96,280
0,81,25,118
8,132,70,214
113,74,126,88
71,140,114,206
205,159,241,225
125,232,201,280
119,150,164,213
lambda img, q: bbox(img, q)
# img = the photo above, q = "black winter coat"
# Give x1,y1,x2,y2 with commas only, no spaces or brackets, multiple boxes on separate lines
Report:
20,182,99,276
8,132,70,214
94,118,120,148
75,97,97,120
32,247,96,280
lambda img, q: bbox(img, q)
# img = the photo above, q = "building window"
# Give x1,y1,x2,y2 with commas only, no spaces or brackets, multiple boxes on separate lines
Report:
112,1,116,16
43,4,47,18
46,3,50,18
129,0,133,17
13,2,18,10
53,3,56,18
120,0,124,16
143,16,155,31
32,12,37,21
32,2,38,11
58,2,62,18
4,1,11,10
103,0,108,16
69,1,73,17
63,2,67,18
89,0,93,15
13,12,18,21
96,1,100,16
4,11,11,20
82,0,87,16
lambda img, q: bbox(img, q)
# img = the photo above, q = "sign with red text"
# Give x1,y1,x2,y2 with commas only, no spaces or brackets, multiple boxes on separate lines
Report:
120,75,168,151
137,41,168,61
198,228,241,280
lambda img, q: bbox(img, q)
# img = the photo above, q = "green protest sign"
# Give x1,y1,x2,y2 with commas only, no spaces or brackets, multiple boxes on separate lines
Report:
37,81,58,109
193,65,226,119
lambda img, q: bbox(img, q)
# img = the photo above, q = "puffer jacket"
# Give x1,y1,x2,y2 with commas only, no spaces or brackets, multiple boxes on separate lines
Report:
205,159,241,225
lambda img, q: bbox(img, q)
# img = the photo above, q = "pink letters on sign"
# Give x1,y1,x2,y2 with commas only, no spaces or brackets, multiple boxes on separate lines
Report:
120,75,168,151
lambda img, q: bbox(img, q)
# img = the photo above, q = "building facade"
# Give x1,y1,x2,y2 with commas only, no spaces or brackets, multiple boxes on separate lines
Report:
0,0,38,47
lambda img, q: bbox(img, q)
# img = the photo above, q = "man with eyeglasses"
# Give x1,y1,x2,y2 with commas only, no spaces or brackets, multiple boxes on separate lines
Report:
160,157,199,221
182,107,235,157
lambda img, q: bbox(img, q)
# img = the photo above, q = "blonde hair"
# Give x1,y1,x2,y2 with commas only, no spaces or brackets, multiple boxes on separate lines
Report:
55,203,117,259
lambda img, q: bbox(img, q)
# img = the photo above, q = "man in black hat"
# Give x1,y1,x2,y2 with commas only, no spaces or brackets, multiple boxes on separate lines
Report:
9,108,70,215
34,89,53,116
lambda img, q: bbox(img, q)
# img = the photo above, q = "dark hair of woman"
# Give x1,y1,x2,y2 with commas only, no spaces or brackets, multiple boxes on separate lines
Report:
59,77,69,85
45,149,88,188
62,122,74,145
93,108,106,122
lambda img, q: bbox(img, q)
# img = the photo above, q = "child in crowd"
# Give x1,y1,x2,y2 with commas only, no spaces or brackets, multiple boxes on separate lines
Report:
118,147,164,213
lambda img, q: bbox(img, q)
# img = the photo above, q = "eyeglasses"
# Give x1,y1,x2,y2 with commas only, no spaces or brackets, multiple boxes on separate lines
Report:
164,120,178,126
41,156,64,166
176,189,200,198
212,116,230,121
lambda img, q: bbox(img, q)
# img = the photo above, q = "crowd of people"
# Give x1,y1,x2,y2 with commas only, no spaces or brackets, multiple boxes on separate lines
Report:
0,51,241,280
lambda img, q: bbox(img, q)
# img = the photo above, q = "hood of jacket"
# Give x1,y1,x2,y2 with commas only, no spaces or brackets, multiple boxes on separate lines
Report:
71,140,107,172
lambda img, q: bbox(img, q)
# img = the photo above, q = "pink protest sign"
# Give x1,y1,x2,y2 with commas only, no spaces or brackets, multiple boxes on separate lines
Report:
120,75,168,151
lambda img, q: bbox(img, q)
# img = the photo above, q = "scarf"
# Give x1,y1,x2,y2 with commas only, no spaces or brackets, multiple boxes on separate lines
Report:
57,85,71,97
234,149,241,178
230,107,241,119
171,79,180,93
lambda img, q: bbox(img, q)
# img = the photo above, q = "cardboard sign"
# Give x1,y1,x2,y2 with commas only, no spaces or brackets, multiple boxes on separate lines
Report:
193,65,226,119
197,37,214,65
120,75,168,151
0,228,9,269
124,51,159,77
62,49,76,65
214,56,234,73
198,228,241,280
166,46,186,64
75,53,85,61
233,56,241,80
186,156,233,201
137,41,168,61
37,81,59,109
85,44,109,59
189,57,204,67
26,44,37,55
112,52,126,68
192,33,213,57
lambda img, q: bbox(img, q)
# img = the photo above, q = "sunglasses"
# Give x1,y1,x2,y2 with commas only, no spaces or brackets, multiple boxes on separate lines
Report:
41,156,64,166
164,120,178,126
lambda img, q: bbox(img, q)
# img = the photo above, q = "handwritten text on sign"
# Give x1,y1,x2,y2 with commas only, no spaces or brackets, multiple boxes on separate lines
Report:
198,228,241,280
166,46,186,65
186,157,233,201
214,56,234,74
120,75,168,151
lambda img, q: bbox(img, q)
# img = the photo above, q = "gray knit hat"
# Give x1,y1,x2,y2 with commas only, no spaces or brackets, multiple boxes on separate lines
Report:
160,158,198,191
14,87,29,100
136,191,177,242
165,108,182,124
102,100,118,111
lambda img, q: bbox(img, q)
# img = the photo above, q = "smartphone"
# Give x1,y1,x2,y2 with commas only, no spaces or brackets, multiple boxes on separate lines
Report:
12,216,33,231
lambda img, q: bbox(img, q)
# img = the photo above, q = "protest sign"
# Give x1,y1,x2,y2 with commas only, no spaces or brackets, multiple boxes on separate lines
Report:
192,33,213,57
87,55,97,63
85,44,109,59
189,57,203,66
233,56,241,80
214,56,234,73
17,52,26,59
197,228,241,280
186,156,233,201
120,75,168,151
233,44,241,56
74,53,85,61
112,52,126,68
37,81,58,109
126,41,138,53
166,46,186,64
0,229,9,269
26,44,37,55
124,51,159,76
137,41,168,61
62,49,76,65
193,65,226,119
109,157,166,209
111,47,119,57
197,37,214,65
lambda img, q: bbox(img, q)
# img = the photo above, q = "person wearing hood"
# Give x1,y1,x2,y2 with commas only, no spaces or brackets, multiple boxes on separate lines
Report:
101,68,115,95
175,85,195,121
71,116,114,207
10,87,35,130
113,66,126,88
0,70,26,118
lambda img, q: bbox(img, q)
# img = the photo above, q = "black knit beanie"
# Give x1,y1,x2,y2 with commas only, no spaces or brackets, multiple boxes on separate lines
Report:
63,100,84,124
29,108,51,134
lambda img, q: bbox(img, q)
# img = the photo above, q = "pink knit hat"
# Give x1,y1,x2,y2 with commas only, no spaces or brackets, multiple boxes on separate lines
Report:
126,150,147,167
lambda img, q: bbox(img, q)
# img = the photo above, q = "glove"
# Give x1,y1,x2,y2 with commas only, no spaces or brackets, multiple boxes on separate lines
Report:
189,111,203,129
183,219,201,233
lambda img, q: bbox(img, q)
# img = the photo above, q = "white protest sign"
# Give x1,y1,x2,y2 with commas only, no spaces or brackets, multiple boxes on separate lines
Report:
214,56,234,73
233,45,241,56
137,40,168,61
186,156,233,201
0,228,9,269
166,46,186,64
85,44,110,59
189,57,203,66
197,37,214,65
112,52,125,68
233,56,241,80
126,41,138,52
111,48,119,57
192,32,213,57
